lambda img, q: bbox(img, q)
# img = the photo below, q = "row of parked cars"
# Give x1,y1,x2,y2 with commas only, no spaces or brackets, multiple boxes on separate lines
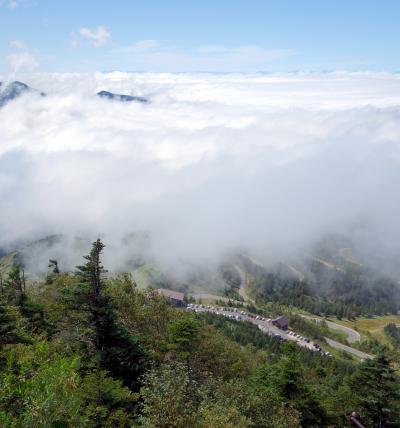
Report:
286,331,332,356
187,304,271,321
287,331,311,343
187,304,333,357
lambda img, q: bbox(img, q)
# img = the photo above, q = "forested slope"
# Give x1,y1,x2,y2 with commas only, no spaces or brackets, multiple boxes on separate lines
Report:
0,240,399,427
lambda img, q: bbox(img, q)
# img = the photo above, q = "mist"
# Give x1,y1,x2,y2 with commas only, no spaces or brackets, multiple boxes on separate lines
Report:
1,72,400,274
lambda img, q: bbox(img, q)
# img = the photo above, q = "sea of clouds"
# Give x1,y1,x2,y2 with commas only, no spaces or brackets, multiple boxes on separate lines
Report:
0,72,400,272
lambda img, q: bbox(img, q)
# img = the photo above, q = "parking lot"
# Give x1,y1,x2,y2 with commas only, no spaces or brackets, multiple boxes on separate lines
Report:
187,304,331,357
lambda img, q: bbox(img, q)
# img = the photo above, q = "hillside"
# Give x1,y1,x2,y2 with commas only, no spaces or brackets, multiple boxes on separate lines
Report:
0,239,399,427
239,250,400,319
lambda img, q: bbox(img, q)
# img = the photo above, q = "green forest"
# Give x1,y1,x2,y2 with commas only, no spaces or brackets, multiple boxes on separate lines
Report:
0,240,399,427
243,258,400,319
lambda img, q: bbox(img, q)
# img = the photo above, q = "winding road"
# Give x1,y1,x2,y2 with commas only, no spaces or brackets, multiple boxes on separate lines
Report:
190,264,372,360
300,315,361,343
189,305,318,352
325,339,372,359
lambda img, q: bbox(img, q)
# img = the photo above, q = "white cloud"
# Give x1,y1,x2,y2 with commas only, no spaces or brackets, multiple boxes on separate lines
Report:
7,51,39,73
0,72,400,272
10,39,25,49
79,26,111,47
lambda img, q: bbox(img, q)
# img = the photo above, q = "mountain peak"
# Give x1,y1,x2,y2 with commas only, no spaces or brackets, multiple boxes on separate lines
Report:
0,81,45,108
97,90,148,103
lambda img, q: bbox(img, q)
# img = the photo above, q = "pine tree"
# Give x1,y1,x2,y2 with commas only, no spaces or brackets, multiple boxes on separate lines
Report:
76,239,144,390
0,301,18,348
4,265,24,304
3,266,49,335
48,259,60,274
168,318,200,384
349,354,400,427
272,342,326,427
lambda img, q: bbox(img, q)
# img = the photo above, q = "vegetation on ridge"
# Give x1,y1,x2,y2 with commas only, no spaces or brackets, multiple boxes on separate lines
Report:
0,239,399,427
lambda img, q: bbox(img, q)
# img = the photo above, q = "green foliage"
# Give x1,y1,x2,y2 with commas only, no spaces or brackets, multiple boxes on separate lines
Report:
74,239,144,390
349,354,400,427
0,302,19,348
3,265,24,304
168,317,200,359
79,370,138,427
139,362,198,427
245,258,400,318
252,342,327,427
0,241,399,426
287,314,346,342
200,311,285,352
355,337,390,354
139,362,301,428
0,341,84,427
384,323,400,347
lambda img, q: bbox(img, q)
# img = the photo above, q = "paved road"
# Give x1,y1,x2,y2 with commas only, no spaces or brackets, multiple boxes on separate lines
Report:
325,338,372,360
301,315,361,343
189,300,372,359
190,264,371,359
189,305,317,352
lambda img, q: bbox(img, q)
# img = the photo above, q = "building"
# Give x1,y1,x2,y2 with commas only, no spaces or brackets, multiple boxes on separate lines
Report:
272,316,289,330
157,288,185,307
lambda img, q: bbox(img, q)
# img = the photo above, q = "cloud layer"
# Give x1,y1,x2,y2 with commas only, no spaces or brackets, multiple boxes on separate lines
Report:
0,72,400,270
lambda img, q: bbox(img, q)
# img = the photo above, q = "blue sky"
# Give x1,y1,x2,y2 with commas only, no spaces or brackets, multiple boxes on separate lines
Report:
1,0,400,73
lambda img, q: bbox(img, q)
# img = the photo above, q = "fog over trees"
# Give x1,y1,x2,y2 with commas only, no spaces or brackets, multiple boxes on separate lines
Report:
1,72,400,275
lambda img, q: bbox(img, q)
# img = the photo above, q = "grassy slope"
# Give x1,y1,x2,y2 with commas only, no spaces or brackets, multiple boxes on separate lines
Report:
0,251,18,278
130,264,159,289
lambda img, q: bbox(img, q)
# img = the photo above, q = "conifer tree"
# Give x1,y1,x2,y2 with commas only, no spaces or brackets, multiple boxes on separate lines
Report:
0,301,18,348
48,259,60,274
349,354,400,427
4,265,23,304
76,239,144,390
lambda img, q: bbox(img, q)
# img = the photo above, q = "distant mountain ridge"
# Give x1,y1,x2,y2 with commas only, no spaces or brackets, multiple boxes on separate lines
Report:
0,81,45,108
0,81,148,107
97,90,148,103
